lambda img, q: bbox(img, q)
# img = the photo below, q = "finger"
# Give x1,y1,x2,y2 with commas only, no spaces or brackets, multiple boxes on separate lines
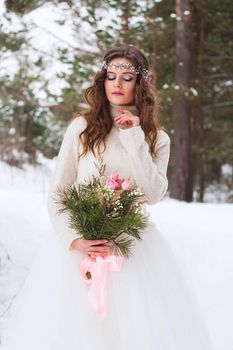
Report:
115,115,133,120
116,116,139,126
90,252,108,258
115,118,133,125
88,239,108,246
90,247,111,253
86,245,110,252
88,245,111,253
115,113,129,119
115,117,129,124
87,255,96,262
87,252,96,260
92,244,110,250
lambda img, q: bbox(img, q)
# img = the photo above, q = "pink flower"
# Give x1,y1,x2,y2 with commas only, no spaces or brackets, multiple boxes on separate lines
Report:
106,179,119,190
106,172,124,190
121,180,131,191
110,172,120,181
111,172,123,185
116,178,123,186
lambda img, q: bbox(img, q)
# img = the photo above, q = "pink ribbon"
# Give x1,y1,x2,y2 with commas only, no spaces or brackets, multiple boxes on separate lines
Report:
80,254,125,320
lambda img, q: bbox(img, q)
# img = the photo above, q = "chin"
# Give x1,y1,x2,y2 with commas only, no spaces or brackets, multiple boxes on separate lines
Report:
109,97,131,105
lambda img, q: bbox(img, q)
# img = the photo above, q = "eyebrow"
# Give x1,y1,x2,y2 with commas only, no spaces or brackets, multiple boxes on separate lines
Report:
107,70,136,75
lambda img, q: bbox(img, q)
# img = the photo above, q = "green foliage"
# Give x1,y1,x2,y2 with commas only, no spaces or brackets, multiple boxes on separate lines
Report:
55,175,149,258
188,0,233,200
0,0,232,200
5,0,46,14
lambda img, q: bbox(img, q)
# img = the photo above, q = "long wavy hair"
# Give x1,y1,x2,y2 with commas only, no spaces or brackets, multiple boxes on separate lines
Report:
74,45,162,160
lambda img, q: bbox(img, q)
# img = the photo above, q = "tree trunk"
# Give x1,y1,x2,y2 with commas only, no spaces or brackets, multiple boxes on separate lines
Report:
120,1,130,44
146,1,158,89
170,0,193,202
192,2,205,202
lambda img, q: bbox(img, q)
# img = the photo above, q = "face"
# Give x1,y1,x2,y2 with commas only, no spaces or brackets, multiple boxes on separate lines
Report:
104,57,137,105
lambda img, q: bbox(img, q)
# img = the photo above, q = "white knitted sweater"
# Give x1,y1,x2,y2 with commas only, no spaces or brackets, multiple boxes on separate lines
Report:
47,103,170,251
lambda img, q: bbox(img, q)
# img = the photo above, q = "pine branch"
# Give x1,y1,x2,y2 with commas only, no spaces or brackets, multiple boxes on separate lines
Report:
54,172,149,258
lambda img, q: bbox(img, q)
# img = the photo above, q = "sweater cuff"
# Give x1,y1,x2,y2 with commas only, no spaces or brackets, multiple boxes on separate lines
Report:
65,231,81,251
118,125,145,150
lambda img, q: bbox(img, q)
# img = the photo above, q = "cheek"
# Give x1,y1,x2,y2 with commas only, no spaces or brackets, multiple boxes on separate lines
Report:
104,80,110,95
127,82,136,96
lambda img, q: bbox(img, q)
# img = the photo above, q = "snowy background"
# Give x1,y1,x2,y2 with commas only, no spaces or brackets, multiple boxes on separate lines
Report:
0,158,232,350
0,0,232,349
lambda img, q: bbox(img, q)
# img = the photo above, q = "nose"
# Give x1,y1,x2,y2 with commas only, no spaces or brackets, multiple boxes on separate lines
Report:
113,76,122,88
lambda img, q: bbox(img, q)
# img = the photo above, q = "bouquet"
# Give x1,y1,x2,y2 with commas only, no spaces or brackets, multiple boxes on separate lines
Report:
55,157,149,319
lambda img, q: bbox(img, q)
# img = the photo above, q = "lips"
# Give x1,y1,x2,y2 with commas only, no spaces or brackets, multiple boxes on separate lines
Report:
112,92,124,95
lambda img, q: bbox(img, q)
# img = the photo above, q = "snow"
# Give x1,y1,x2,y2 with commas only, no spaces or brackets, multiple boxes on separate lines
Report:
190,87,198,96
0,1,232,346
0,159,232,349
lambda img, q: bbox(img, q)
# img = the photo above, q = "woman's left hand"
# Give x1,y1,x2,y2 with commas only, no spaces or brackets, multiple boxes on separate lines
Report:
114,108,140,128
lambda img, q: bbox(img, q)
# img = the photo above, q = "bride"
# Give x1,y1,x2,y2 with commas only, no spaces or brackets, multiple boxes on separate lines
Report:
5,44,213,349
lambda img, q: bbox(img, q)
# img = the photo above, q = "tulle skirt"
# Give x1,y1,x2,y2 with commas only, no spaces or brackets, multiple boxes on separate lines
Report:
5,221,213,350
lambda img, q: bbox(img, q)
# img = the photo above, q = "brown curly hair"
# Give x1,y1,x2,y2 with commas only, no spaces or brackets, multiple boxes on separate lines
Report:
75,44,162,160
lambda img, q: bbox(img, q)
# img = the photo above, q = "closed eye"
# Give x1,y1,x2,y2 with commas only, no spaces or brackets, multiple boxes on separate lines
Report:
106,74,134,82
124,77,133,82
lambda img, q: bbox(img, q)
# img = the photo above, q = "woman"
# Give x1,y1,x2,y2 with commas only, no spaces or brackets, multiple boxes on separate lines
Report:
5,45,212,350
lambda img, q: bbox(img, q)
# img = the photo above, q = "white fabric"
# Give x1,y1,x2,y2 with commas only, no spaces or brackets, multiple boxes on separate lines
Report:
47,105,170,250
5,105,213,349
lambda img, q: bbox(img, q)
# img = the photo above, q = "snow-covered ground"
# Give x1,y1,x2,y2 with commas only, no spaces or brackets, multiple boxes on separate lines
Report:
0,159,232,349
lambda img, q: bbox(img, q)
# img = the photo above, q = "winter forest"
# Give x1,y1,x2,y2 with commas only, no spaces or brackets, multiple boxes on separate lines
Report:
0,0,232,349
0,0,232,202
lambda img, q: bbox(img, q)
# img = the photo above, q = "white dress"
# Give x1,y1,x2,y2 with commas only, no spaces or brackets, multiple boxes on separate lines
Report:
5,103,213,350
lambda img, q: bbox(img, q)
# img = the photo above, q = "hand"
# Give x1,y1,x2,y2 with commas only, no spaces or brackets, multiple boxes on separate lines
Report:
70,238,111,262
114,108,140,128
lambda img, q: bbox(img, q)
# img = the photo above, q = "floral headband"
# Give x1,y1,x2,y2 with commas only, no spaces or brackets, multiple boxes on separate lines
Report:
101,60,153,84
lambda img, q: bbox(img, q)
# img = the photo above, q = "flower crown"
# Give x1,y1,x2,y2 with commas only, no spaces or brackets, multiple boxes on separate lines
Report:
101,60,149,76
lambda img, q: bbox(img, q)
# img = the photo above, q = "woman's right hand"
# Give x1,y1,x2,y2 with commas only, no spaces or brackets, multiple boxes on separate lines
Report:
70,238,111,261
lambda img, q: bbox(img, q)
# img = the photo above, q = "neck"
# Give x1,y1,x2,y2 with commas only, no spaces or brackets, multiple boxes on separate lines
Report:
109,102,138,128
